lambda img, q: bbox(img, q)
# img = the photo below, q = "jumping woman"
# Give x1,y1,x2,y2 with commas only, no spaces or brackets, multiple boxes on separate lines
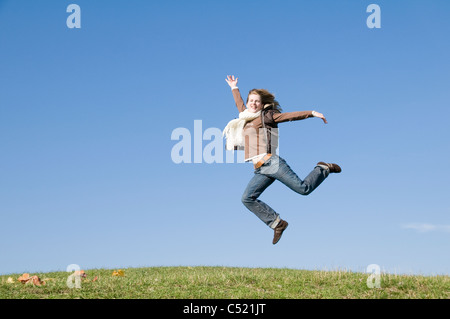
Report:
223,75,341,244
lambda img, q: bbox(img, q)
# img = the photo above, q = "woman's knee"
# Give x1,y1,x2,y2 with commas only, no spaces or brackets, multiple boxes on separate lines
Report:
241,192,255,205
293,185,312,196
300,187,313,196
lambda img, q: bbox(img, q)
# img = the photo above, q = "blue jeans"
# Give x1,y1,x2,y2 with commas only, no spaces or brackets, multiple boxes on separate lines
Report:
241,155,329,229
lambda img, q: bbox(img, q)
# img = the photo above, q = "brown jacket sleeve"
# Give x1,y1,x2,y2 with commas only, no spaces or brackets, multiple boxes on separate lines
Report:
273,111,314,123
231,88,246,113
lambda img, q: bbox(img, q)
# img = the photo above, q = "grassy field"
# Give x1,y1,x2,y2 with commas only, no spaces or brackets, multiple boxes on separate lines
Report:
0,266,448,299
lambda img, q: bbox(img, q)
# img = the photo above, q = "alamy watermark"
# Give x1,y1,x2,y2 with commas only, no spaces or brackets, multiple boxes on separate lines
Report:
64,4,380,30
170,120,279,164
366,264,381,288
66,264,82,289
66,4,81,29
366,4,381,29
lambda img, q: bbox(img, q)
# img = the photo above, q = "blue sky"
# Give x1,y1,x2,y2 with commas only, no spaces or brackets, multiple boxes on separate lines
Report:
1,0,449,277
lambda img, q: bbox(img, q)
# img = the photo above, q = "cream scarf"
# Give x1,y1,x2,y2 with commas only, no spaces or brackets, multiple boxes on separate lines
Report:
223,109,261,150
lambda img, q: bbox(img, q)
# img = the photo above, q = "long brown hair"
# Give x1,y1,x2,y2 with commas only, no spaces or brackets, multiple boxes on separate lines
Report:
246,89,282,112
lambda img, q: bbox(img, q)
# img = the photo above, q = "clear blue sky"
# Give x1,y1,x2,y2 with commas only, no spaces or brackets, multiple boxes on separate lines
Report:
1,0,449,276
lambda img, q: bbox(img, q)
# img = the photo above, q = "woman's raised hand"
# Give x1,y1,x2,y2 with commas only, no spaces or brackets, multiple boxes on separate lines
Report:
312,111,328,124
225,75,238,88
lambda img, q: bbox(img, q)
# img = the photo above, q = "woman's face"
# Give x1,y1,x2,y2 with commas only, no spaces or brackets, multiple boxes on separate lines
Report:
247,93,263,113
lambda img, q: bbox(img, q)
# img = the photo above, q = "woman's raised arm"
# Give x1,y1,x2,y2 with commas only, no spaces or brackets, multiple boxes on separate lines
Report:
225,75,246,113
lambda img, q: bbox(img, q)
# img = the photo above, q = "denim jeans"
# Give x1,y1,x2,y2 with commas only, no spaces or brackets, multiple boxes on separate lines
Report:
241,154,329,229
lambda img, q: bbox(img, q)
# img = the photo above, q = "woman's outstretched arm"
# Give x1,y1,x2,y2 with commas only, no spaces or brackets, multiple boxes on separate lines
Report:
225,75,246,113
273,110,328,124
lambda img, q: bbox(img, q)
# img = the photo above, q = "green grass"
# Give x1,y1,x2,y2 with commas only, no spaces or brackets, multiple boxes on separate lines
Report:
1,266,448,299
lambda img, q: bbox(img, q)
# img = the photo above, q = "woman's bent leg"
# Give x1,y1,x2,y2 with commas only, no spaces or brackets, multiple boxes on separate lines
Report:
264,156,329,195
241,173,279,228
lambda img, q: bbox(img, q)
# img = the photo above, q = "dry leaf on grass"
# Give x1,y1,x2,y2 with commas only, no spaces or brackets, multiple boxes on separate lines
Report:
6,277,15,284
80,275,99,283
17,273,46,286
112,270,124,277
73,270,87,278
18,273,30,283
29,276,45,286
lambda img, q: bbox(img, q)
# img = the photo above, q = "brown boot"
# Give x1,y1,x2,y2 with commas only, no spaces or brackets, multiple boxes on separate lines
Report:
272,219,288,245
317,162,342,173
